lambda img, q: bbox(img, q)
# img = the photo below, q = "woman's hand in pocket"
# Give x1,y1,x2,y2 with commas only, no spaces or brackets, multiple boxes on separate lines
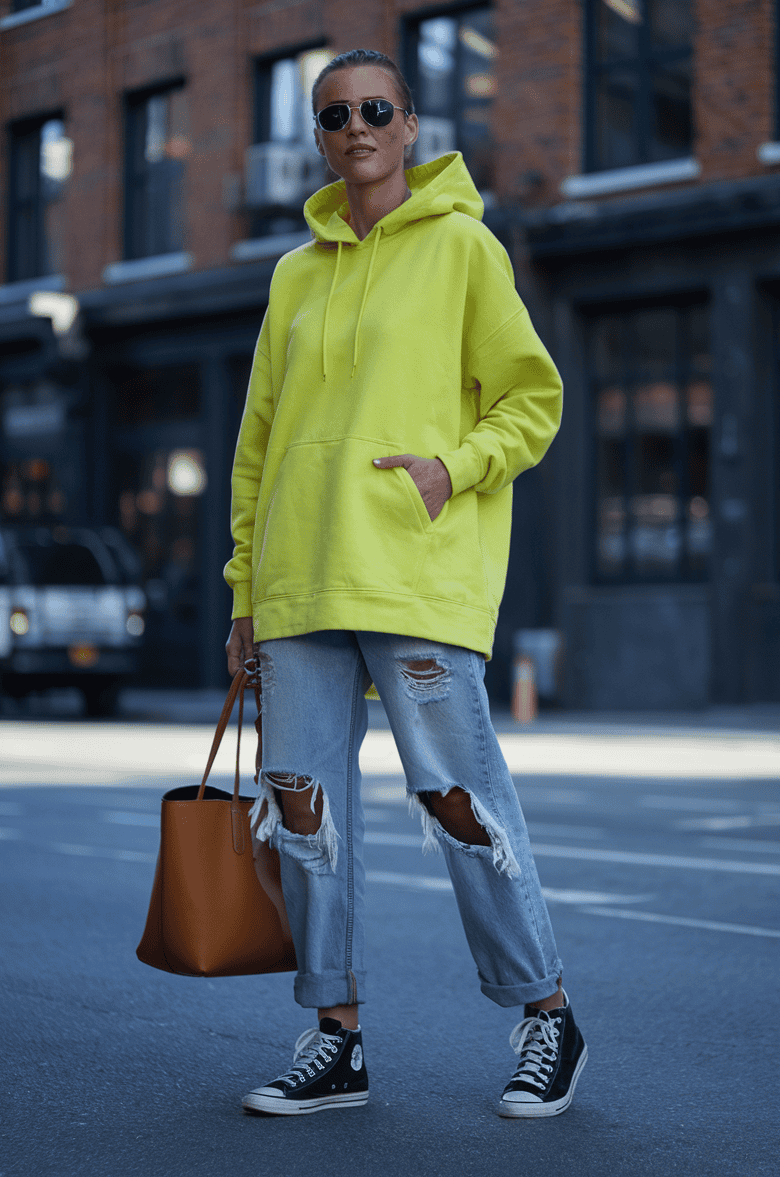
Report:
372,454,453,522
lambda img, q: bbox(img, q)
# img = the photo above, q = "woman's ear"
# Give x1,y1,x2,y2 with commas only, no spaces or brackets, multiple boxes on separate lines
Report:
314,126,325,157
404,112,419,149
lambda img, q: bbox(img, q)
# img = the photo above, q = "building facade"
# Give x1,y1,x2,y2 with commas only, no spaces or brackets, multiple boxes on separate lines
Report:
0,0,778,705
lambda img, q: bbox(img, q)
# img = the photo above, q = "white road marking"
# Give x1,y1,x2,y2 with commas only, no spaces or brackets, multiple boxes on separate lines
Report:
639,795,742,811
580,906,780,939
541,888,651,905
365,872,649,906
529,843,780,876
364,831,423,848
49,841,156,863
526,822,606,840
700,836,780,854
674,814,780,831
365,870,452,892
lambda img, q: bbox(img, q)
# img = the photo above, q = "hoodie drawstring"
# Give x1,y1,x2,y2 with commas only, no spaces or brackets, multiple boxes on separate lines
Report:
322,239,342,381
352,225,382,378
321,226,382,380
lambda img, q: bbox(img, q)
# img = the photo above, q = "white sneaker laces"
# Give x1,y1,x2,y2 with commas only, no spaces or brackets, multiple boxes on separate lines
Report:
508,1014,562,1091
277,1026,342,1088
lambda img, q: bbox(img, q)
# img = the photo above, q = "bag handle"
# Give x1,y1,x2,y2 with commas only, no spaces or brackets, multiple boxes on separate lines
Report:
196,667,250,802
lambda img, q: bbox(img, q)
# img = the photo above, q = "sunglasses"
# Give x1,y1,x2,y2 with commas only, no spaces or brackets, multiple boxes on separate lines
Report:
314,99,410,132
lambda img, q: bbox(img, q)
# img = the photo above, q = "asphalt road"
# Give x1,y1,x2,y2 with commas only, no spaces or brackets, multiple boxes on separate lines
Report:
1,703,779,1177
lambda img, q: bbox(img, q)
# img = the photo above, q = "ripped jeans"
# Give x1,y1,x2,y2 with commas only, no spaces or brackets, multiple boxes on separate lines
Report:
250,630,562,1010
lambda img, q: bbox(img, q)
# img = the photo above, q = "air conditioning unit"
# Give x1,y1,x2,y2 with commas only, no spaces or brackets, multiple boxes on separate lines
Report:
245,142,318,208
414,116,457,165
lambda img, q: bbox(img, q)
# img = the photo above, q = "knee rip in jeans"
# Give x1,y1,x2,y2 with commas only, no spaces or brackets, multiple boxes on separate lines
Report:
397,656,452,702
249,771,339,872
409,786,521,878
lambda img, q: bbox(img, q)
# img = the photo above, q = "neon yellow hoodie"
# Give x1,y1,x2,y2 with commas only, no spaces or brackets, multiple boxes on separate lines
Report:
225,153,562,658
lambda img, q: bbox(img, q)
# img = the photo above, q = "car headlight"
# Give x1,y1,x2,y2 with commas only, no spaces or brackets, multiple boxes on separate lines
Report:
10,609,29,636
126,612,145,637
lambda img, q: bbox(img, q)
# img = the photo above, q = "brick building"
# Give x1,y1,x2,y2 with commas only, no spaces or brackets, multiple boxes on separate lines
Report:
1,0,778,705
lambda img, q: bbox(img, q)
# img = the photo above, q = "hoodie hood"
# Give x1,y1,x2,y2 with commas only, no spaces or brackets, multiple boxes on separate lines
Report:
304,153,484,378
304,152,484,244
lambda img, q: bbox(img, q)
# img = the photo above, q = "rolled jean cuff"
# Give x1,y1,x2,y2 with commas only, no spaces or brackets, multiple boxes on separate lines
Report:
293,969,367,1009
480,966,563,1009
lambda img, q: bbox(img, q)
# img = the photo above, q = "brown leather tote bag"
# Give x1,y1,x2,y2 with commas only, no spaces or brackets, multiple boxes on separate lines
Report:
136,668,297,977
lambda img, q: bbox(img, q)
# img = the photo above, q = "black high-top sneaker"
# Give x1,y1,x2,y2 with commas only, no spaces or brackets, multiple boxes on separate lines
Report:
498,991,587,1118
242,1019,369,1115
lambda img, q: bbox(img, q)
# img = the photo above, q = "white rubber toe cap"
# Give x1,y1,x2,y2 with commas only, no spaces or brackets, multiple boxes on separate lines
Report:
245,1086,285,1100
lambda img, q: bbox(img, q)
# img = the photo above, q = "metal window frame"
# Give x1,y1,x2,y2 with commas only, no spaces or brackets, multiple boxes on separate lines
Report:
583,0,694,174
252,39,328,145
585,295,712,586
122,78,186,263
248,42,327,238
401,0,493,146
5,112,64,283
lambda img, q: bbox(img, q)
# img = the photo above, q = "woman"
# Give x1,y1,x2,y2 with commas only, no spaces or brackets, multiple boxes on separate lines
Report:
225,48,586,1119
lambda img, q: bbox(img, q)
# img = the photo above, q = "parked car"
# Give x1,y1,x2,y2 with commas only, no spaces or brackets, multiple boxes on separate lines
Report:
0,525,146,716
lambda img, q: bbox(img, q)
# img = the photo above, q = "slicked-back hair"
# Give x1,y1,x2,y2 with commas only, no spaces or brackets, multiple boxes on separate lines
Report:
311,48,415,117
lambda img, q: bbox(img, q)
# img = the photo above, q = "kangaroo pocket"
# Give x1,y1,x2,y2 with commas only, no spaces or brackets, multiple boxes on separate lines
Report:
254,438,434,601
415,484,491,613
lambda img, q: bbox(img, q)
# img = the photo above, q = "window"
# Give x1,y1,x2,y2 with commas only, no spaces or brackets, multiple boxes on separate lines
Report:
588,301,712,583
6,115,71,282
14,538,107,587
248,46,331,237
115,446,205,683
1,456,67,525
105,362,201,428
585,0,694,172
124,83,189,260
405,6,497,196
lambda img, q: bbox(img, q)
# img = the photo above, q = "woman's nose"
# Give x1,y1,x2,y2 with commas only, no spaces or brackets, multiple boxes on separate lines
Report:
348,106,369,132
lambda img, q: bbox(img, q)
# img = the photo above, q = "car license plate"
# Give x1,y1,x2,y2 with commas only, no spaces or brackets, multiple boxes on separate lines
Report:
68,644,99,668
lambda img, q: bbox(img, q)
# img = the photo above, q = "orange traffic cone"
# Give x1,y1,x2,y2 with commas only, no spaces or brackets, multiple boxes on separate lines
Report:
511,654,538,724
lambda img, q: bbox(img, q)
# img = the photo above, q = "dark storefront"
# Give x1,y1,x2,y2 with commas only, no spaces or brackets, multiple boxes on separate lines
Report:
79,265,275,689
0,263,274,692
523,173,780,707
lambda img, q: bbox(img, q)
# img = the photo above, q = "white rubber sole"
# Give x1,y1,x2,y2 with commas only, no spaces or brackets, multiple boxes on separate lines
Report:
497,1045,588,1118
242,1090,369,1116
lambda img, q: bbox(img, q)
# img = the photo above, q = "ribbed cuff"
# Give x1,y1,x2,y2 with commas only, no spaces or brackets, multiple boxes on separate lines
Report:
231,582,252,619
436,441,483,496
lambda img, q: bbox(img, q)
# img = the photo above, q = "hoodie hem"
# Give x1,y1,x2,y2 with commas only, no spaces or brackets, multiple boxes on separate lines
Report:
251,589,497,660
